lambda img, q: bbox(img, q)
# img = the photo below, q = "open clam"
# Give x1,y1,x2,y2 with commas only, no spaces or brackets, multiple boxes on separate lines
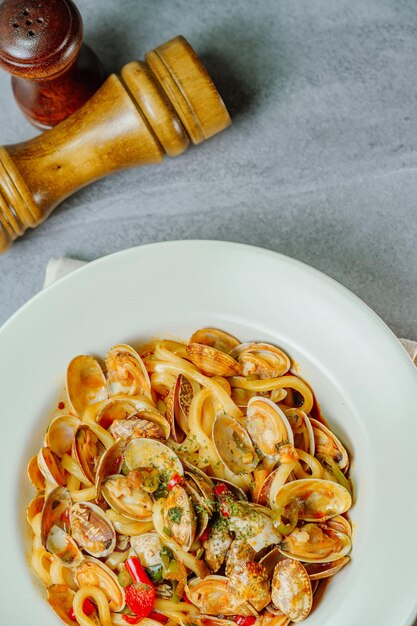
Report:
27,454,46,491
95,438,127,500
95,398,138,428
272,478,351,521
101,474,153,521
109,409,170,441
166,374,193,442
230,343,291,379
229,503,282,553
106,344,152,398
46,525,84,567
186,576,256,616
284,409,315,456
47,584,76,625
213,414,259,475
225,539,256,576
186,343,242,377
37,447,66,487
73,424,105,485
163,484,197,551
41,486,72,546
190,328,240,354
304,556,350,580
271,559,312,622
67,355,108,416
131,532,163,567
123,438,183,478
228,559,271,611
41,486,84,567
246,397,294,458
203,522,233,573
70,502,116,557
309,418,349,472
46,415,81,457
279,522,352,563
74,556,125,611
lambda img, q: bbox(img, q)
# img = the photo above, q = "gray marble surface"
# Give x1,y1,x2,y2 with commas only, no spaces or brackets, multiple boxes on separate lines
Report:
1,0,417,345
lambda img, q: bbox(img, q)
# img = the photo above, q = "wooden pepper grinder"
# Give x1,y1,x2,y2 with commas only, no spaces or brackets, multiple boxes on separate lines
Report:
0,35,231,253
0,0,105,128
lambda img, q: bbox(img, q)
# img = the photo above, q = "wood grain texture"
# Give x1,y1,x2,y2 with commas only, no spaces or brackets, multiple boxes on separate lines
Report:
0,35,231,253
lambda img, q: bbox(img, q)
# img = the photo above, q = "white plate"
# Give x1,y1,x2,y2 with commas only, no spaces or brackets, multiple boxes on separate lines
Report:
1,241,416,626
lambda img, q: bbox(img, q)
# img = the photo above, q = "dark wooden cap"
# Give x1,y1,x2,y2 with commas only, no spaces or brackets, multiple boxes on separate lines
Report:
0,0,83,80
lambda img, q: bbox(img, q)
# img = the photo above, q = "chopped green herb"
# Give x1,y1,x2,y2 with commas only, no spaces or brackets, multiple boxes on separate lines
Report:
163,526,173,537
168,506,183,524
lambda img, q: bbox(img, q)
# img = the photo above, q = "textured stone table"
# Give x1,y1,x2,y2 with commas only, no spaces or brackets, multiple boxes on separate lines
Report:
1,0,417,346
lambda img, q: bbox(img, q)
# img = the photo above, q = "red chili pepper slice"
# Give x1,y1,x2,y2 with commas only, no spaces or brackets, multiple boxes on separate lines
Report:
214,482,228,496
182,593,193,605
68,598,95,621
149,610,169,623
122,615,142,625
167,473,183,491
125,557,152,585
125,581,156,619
199,526,211,543
234,617,256,626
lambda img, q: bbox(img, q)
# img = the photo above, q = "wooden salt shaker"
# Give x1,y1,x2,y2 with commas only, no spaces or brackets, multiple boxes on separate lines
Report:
0,35,231,253
0,0,104,128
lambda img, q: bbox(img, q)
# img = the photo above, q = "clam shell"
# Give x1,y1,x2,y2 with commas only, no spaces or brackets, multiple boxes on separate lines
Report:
284,409,315,456
73,424,105,486
305,555,350,580
123,437,183,478
95,438,127,500
105,344,151,397
47,584,76,625
163,484,197,551
37,447,66,487
271,559,312,622
67,355,108,416
225,539,256,576
166,374,193,442
46,415,81,457
102,474,153,521
246,397,294,458
229,503,282,553
131,532,163,567
279,522,352,563
190,328,240,354
70,501,116,557
258,547,286,577
27,494,45,525
309,418,349,472
95,398,137,428
212,414,259,475
186,576,256,616
46,525,84,567
186,343,241,377
74,556,125,611
230,343,291,379
273,478,351,522
203,524,232,572
109,410,170,441
41,486,72,547
228,559,271,612
27,454,46,491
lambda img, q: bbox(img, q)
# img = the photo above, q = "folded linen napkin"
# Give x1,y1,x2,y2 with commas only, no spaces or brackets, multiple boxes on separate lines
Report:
44,256,417,363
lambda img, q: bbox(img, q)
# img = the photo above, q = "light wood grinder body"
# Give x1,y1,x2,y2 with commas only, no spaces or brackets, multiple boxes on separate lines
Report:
0,36,231,253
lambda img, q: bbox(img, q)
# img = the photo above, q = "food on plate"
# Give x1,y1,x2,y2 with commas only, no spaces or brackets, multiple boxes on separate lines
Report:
26,329,353,625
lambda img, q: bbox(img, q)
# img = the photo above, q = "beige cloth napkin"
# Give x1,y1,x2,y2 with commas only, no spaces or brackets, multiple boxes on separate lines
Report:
44,256,417,363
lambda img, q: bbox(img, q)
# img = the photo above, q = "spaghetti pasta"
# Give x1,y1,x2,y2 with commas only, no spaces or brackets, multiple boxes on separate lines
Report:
26,329,353,625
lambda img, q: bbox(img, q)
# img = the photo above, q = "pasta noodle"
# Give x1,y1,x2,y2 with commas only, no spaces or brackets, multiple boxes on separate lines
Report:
26,329,353,625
